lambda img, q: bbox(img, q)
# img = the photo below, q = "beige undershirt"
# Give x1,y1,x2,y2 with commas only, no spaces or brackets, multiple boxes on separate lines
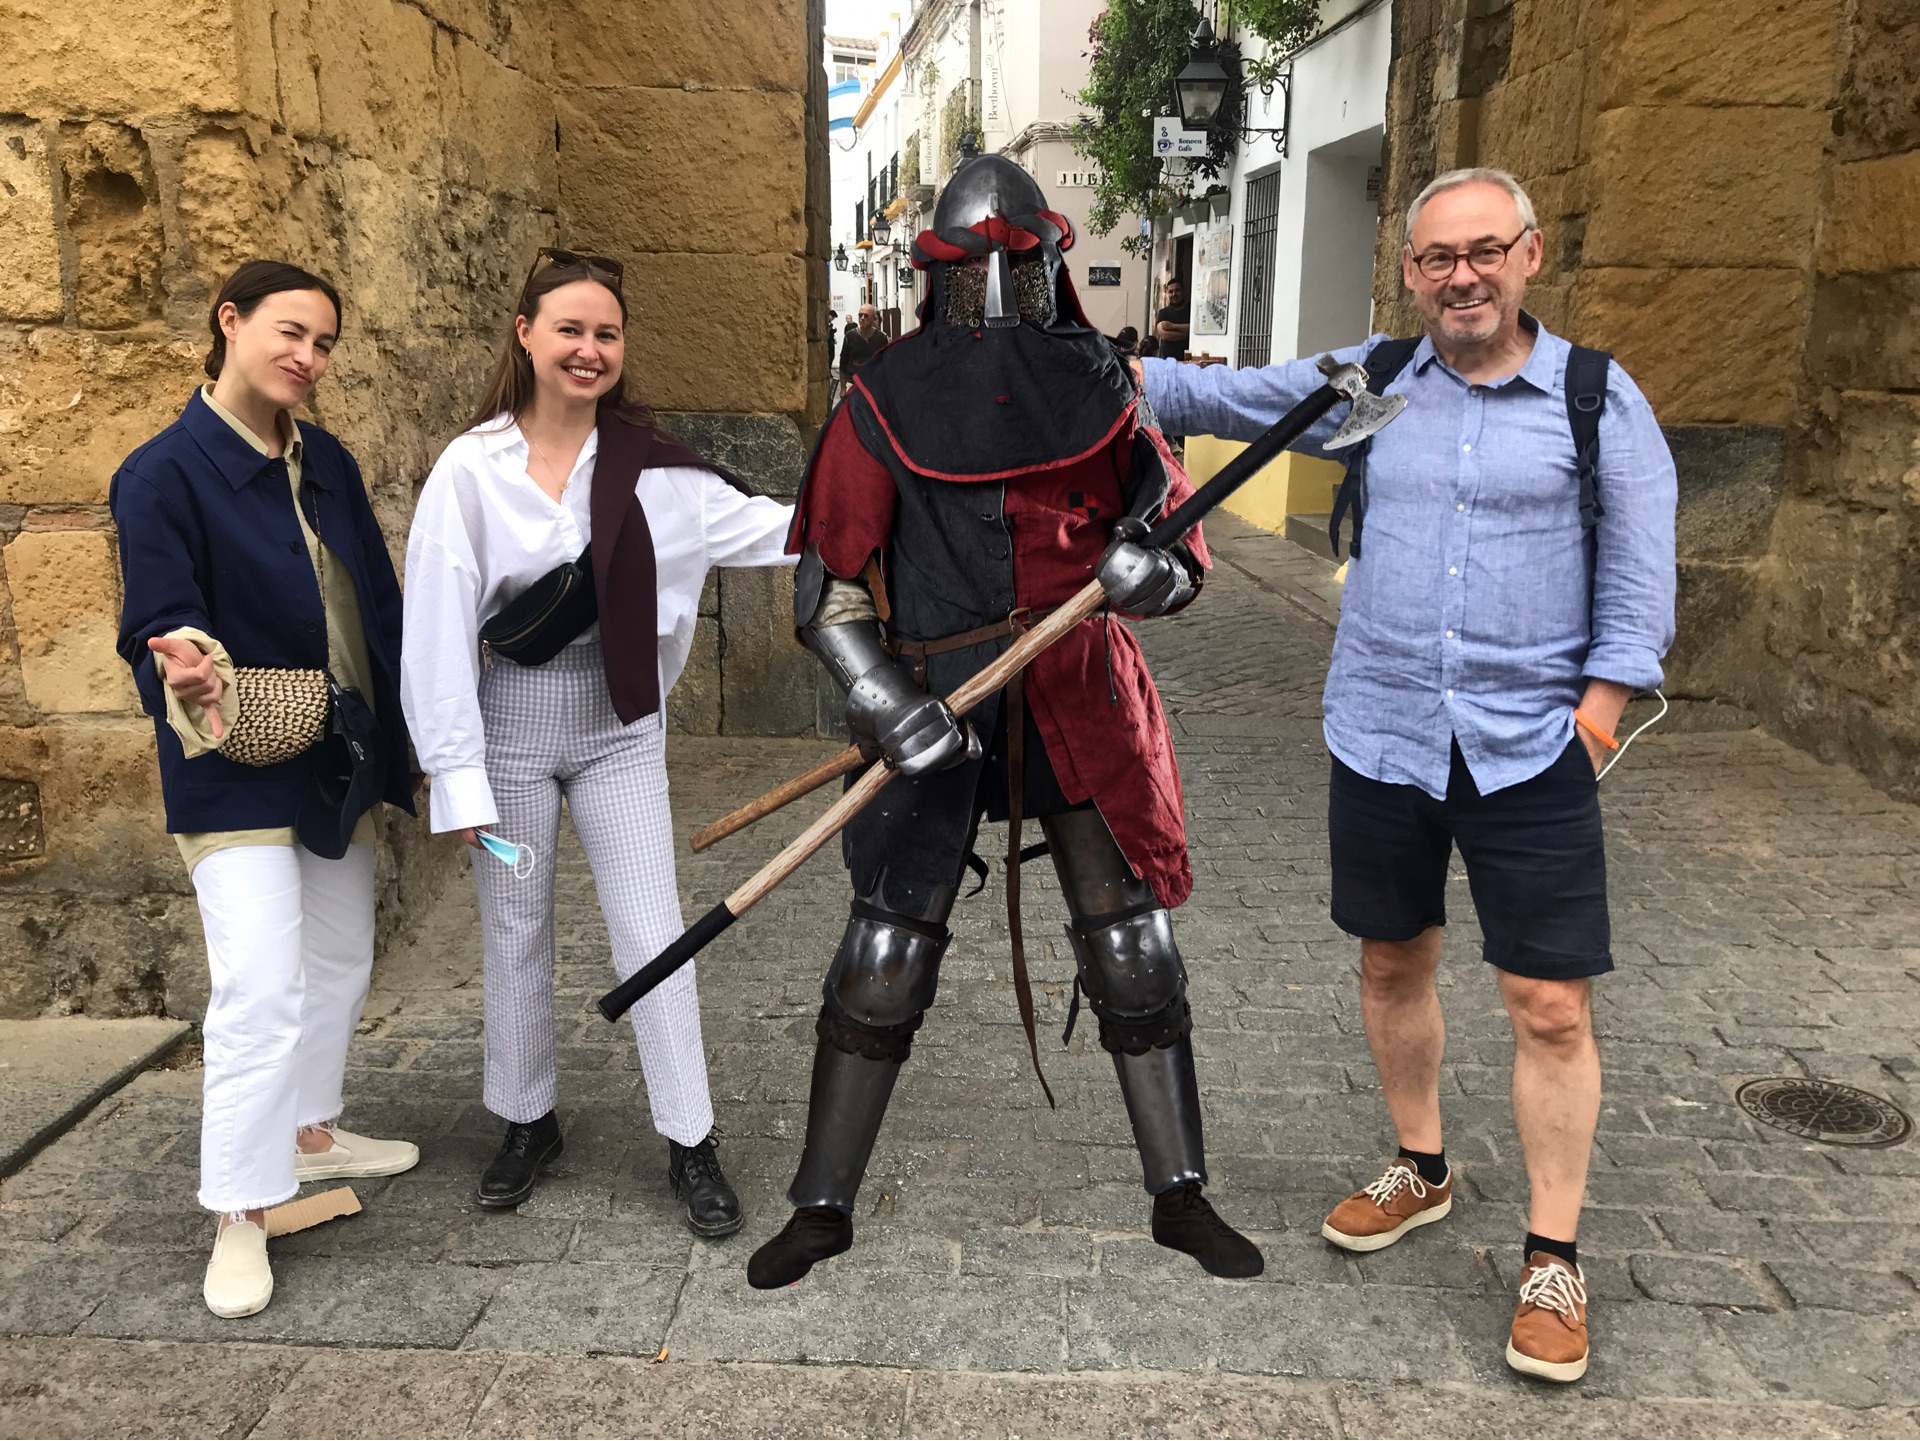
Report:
159,387,376,872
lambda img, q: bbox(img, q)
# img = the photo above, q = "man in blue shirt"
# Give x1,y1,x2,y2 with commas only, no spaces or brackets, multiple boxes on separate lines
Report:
1142,168,1677,1384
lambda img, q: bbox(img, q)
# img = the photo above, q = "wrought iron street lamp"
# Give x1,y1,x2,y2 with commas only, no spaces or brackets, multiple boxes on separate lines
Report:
833,244,849,271
869,213,892,246
1173,20,1230,131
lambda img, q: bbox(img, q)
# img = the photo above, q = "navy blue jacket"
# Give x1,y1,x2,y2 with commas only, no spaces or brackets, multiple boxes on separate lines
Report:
111,390,415,833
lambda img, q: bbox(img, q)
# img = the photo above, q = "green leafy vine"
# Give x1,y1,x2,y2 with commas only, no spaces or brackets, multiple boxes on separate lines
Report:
1072,0,1321,253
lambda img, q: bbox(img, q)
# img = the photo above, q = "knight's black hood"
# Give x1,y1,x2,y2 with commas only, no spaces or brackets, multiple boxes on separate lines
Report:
850,258,1136,481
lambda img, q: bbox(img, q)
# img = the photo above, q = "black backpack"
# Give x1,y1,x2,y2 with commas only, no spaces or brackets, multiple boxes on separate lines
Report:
1329,338,1611,559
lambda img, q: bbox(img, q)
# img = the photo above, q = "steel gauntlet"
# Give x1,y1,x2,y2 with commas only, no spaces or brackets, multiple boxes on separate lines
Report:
1096,516,1194,618
800,571,977,776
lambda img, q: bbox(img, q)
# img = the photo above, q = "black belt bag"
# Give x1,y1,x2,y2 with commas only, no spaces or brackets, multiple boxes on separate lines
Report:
480,547,598,666
294,672,387,861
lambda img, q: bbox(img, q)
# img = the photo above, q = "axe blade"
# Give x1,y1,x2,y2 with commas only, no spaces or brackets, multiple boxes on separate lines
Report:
1324,390,1408,451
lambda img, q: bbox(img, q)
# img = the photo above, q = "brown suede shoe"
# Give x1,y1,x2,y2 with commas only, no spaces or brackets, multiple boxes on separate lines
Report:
1321,1159,1452,1252
1506,1252,1590,1382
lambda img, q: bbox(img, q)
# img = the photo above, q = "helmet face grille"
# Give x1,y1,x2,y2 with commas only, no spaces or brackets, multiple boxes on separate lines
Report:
943,260,1056,329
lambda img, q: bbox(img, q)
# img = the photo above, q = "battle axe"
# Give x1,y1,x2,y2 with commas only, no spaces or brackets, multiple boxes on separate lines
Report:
598,355,1407,1023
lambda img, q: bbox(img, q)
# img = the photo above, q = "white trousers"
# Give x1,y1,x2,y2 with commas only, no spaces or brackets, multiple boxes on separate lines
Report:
191,842,376,1212
474,640,713,1146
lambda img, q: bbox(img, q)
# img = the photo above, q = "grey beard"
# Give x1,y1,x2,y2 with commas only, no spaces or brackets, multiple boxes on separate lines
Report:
943,262,1055,327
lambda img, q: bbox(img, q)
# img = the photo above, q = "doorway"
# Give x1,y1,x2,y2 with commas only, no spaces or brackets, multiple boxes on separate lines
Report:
1296,126,1383,354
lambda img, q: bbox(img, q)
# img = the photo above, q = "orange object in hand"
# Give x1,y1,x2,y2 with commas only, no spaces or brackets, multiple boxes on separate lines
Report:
1574,708,1620,751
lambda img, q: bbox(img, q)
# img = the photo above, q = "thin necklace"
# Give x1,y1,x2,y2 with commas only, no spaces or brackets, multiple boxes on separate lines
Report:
524,428,570,497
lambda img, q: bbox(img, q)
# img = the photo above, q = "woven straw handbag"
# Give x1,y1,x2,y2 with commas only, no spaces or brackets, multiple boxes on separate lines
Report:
220,666,330,766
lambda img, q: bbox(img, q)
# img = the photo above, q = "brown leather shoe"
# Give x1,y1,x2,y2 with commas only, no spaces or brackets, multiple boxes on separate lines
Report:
1506,1252,1590,1382
1321,1159,1452,1252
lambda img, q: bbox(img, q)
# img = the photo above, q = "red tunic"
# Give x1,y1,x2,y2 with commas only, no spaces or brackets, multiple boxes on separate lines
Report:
790,397,1209,908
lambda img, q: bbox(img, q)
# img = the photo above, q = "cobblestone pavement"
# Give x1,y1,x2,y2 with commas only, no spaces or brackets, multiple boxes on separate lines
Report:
5,517,1919,1438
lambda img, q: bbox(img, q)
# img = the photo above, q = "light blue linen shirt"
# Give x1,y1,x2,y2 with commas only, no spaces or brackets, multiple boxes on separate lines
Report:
1145,320,1677,799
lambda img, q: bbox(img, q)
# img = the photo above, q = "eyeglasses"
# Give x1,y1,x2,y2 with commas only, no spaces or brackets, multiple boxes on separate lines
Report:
525,247,624,289
1407,228,1532,283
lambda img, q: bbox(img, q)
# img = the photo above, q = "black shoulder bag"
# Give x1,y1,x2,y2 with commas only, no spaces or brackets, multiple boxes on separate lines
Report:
290,476,389,860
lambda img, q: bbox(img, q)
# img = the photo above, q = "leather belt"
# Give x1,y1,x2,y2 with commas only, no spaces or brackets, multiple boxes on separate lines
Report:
884,606,1059,688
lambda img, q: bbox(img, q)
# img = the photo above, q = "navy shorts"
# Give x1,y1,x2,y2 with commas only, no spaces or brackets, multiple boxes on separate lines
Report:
1327,739,1613,980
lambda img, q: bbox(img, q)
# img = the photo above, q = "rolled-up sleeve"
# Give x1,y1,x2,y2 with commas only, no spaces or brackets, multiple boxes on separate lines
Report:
1584,370,1677,691
400,465,497,834
1143,338,1380,449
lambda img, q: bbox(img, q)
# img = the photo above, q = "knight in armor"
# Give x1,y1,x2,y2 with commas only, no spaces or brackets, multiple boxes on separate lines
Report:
746,156,1263,1289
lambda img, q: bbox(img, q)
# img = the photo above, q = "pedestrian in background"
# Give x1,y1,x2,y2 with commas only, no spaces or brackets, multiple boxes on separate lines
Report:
401,249,796,1235
112,260,421,1320
1153,277,1191,360
839,303,889,374
1139,167,1677,1383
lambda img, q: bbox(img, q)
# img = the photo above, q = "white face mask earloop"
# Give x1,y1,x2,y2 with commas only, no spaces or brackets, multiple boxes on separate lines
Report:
1597,689,1669,782
477,829,538,880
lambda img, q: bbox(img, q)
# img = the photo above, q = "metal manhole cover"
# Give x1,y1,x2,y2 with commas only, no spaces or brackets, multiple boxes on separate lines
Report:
1737,1078,1913,1147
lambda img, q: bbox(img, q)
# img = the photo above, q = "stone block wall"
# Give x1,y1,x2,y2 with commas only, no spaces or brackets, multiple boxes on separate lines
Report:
0,0,827,1017
1377,0,1920,800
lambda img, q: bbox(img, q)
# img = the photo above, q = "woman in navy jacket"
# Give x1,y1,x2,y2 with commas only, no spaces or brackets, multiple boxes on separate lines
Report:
112,260,418,1320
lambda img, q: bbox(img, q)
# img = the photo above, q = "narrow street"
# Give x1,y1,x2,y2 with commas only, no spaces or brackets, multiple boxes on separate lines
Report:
4,519,1917,1438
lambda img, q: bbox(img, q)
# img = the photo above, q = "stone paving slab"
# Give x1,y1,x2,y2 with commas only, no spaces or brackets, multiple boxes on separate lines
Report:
3,519,1919,1434
0,1017,189,1176
1,1339,1917,1439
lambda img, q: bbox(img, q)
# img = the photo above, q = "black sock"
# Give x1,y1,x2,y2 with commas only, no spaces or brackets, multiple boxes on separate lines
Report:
1524,1232,1579,1270
1396,1145,1448,1187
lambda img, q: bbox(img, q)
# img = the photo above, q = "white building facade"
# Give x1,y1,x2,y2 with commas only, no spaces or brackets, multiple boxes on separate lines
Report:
824,0,1148,348
1156,0,1392,533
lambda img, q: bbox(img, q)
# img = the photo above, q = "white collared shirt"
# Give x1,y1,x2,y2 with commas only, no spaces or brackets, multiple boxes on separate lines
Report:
401,417,796,832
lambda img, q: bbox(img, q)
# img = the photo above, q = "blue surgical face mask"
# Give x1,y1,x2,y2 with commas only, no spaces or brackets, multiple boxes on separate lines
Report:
475,829,536,879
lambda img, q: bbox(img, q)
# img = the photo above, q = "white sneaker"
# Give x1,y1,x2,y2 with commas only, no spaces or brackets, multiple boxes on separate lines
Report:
204,1217,272,1318
293,1127,420,1182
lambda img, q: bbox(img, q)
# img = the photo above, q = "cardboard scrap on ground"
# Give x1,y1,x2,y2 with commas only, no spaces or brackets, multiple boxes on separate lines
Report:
264,1186,361,1236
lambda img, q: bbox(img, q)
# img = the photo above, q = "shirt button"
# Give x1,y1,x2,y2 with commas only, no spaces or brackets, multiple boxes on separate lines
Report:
1462,443,1472,453
1446,688,1455,698
1445,629,1455,638
1456,503,1465,512
1448,566,1458,575
289,541,303,553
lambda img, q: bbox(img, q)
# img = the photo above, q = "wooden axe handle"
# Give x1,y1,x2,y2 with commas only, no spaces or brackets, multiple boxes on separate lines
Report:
685,579,1113,853
688,746,866,852
598,577,1109,1021
722,576,1105,917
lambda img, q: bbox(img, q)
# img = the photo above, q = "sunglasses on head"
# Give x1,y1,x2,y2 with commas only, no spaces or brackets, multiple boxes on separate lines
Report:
526,247,624,289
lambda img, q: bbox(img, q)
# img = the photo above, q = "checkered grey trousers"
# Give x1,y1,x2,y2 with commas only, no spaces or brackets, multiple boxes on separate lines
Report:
473,638,713,1145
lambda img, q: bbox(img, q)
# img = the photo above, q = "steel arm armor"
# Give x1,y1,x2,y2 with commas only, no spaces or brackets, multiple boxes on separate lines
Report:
795,550,977,777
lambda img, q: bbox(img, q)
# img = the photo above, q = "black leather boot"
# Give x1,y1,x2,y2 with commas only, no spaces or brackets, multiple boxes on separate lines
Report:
477,1111,563,1209
667,1132,743,1237
746,1205,854,1288
1151,1182,1265,1278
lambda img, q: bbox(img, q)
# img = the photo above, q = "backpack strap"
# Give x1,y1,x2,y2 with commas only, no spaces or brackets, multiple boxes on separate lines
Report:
1328,337,1422,559
1564,345,1611,531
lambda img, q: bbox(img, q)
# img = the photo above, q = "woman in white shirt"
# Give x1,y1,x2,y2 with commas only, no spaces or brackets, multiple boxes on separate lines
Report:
402,249,795,1233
